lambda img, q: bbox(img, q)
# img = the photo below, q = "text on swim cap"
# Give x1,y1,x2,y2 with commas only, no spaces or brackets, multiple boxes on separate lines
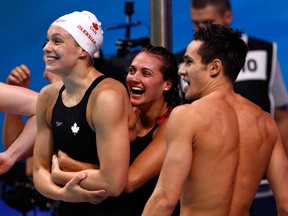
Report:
77,25,96,45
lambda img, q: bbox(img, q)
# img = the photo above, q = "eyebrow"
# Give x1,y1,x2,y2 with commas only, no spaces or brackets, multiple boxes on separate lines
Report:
51,33,64,38
183,55,191,62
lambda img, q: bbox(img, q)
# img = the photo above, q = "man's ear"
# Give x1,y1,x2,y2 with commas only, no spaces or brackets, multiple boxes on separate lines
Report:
224,10,233,26
210,59,222,77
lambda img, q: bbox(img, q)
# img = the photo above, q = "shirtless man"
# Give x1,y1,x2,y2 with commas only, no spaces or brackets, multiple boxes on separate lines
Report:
142,23,288,216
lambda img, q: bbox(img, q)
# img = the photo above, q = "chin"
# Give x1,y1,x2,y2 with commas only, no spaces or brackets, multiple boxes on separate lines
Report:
184,93,192,100
130,98,141,106
185,93,197,102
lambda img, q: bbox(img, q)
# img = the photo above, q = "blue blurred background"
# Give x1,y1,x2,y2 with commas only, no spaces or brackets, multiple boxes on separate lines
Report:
0,0,287,214
0,0,287,93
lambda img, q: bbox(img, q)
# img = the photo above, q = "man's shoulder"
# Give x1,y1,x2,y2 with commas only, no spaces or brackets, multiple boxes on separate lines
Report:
172,98,210,117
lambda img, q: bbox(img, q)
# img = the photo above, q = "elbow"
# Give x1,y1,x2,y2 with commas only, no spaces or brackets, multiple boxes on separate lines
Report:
108,179,127,197
109,185,125,197
110,190,123,197
33,173,42,194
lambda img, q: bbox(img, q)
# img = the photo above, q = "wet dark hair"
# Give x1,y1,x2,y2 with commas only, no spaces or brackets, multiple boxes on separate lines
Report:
191,0,231,15
194,22,247,82
140,44,181,108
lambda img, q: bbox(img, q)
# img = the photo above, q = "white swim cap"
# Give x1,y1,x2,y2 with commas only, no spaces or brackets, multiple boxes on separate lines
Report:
51,10,104,58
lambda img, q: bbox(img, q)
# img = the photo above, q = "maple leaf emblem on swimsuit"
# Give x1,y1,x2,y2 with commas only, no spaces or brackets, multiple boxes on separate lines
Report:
71,122,80,135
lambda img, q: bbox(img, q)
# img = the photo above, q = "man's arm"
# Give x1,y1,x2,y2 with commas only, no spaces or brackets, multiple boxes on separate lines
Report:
271,59,288,155
274,106,288,156
142,105,193,216
265,121,288,216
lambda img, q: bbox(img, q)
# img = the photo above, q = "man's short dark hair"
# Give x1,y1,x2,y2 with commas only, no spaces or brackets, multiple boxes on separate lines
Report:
194,22,247,82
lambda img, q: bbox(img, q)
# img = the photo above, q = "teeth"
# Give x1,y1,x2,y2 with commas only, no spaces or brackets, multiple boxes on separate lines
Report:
132,87,143,90
47,56,56,61
131,86,144,95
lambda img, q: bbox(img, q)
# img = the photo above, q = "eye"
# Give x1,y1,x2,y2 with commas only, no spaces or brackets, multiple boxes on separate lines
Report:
128,67,136,75
142,69,152,77
184,58,193,66
50,35,64,45
53,38,61,45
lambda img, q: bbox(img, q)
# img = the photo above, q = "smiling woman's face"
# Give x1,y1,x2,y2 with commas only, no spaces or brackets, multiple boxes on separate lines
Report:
126,52,169,108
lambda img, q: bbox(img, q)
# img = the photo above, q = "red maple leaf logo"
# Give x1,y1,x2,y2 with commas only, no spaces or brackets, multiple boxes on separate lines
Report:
92,23,99,30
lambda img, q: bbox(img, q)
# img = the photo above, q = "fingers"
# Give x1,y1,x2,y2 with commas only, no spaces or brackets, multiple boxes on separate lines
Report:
57,150,71,171
52,154,59,167
87,190,107,204
64,173,107,204
70,173,87,185
7,64,31,87
51,154,59,175
89,199,105,204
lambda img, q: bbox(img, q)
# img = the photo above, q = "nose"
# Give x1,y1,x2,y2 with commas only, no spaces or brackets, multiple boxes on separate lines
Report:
127,71,141,82
43,41,52,52
178,62,186,76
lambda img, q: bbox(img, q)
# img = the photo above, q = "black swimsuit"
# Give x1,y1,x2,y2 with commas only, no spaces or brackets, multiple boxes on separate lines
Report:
127,108,180,216
52,75,133,216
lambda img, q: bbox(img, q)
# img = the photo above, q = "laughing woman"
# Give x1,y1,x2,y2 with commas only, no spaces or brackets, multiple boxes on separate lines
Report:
124,44,181,215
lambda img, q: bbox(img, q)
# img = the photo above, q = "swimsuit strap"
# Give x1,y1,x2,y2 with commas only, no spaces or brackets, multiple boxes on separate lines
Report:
156,107,174,125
